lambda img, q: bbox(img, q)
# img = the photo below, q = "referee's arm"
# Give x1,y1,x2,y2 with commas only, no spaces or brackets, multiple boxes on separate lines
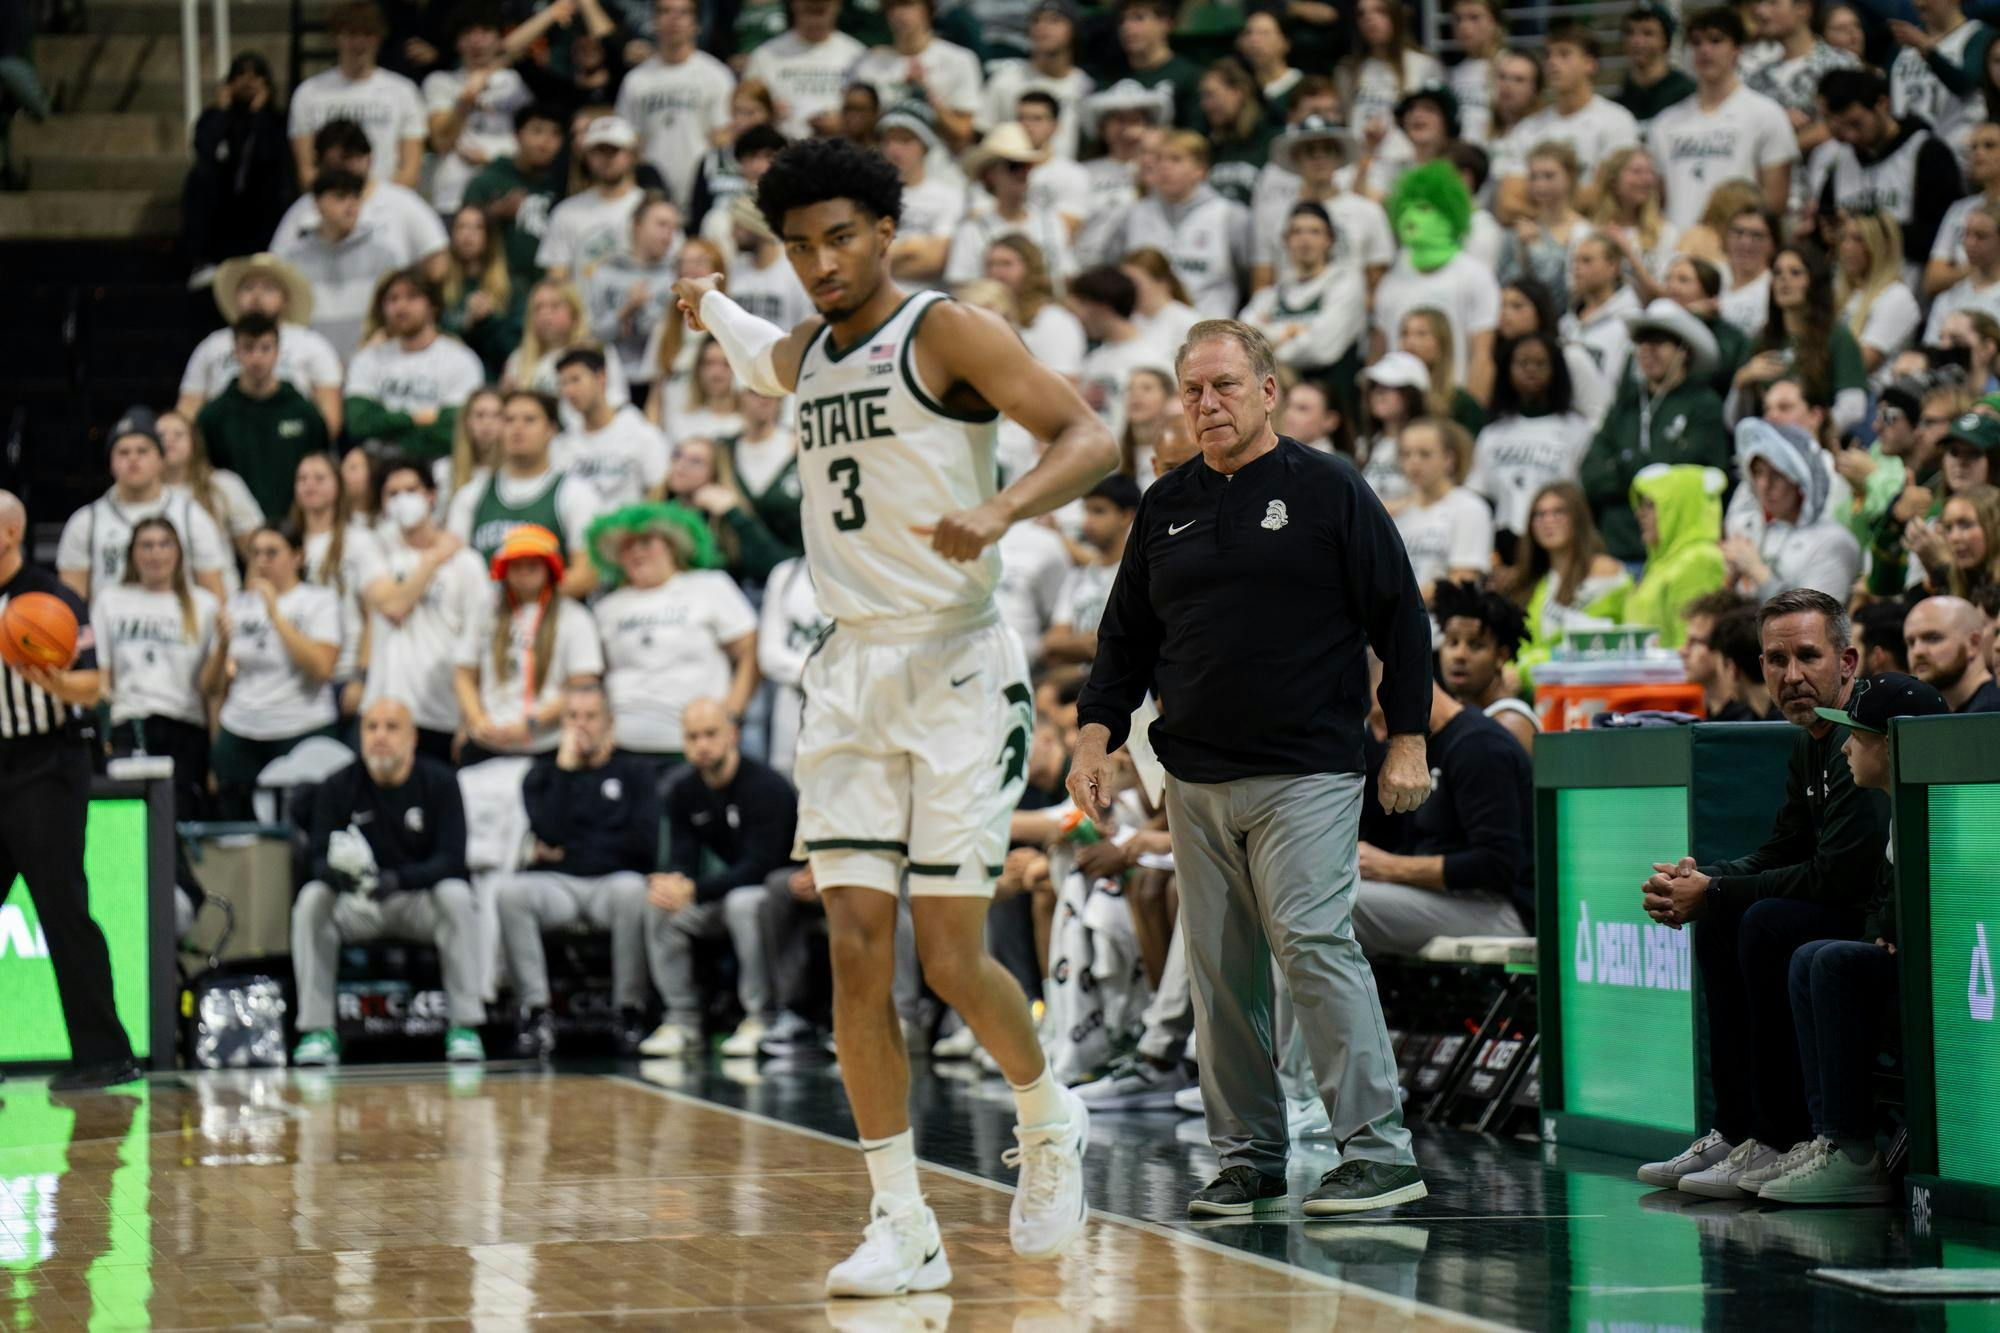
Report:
20,587,100,707
1068,519,1161,816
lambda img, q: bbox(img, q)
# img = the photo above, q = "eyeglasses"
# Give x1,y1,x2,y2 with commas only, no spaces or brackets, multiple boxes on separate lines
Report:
1877,404,1906,423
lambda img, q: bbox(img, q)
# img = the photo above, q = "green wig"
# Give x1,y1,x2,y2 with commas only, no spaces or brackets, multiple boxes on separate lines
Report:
1387,160,1472,245
585,500,723,588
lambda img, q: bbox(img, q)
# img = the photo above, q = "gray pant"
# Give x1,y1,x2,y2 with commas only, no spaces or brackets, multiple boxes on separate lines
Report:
1167,771,1414,1173
1352,879,1527,957
647,885,771,1027
495,871,651,1012
293,879,486,1031
1137,924,1194,1064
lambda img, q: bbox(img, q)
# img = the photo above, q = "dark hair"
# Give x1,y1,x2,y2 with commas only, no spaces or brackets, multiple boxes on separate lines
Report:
504,388,562,424
1283,377,1354,456
449,0,504,39
1017,90,1061,117
1117,0,1175,18
1491,331,1575,417
1087,473,1142,510
372,449,432,511
327,0,385,36
313,118,372,162
1069,265,1138,319
555,346,608,376
252,518,307,552
1684,588,1752,623
1446,140,1491,195
312,167,367,198
843,80,881,111
233,311,281,341
1288,200,1335,236
736,124,789,161
1715,608,1766,680
1686,4,1746,45
515,101,566,133
1758,586,1851,649
756,136,903,232
376,266,442,320
1754,246,1837,407
1545,21,1599,58
1672,253,1725,299
1818,66,1888,114
1855,599,1912,671
1432,579,1529,656
1502,276,1561,334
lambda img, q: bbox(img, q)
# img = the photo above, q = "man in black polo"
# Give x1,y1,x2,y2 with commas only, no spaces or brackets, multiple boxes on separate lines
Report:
1068,319,1435,1218
0,490,140,1091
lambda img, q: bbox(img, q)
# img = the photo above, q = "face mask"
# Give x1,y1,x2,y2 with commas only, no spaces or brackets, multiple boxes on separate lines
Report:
1399,204,1458,273
385,491,430,531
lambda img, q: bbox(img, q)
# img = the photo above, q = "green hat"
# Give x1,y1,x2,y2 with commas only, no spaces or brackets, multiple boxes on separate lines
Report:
1943,410,2000,456
585,501,722,588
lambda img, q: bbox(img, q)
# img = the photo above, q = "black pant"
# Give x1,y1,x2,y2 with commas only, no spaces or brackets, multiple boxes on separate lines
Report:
416,727,457,766
111,716,210,821
760,864,828,1022
1697,894,1860,1148
0,741,133,1066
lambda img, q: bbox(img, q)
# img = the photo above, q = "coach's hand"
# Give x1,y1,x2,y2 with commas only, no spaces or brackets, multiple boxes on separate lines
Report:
673,274,726,331
1378,734,1431,815
914,498,1010,561
1066,723,1116,820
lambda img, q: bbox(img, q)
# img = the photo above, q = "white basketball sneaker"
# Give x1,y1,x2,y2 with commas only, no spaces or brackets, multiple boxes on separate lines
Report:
1004,1087,1090,1259
825,1200,952,1298
1636,1129,1733,1189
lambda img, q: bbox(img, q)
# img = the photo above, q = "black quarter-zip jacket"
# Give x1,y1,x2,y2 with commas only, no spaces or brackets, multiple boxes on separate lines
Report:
1076,436,1432,783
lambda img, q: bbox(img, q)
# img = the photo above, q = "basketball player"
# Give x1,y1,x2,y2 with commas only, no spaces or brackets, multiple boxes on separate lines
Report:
674,136,1118,1298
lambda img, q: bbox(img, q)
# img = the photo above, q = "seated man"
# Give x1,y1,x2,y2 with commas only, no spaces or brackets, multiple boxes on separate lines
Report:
1636,590,1893,1195
292,698,484,1066
1904,594,2000,713
1352,679,1533,956
1679,589,1752,718
1756,673,1951,1205
1710,605,1784,721
495,681,659,1058
1433,579,1538,754
642,698,798,1057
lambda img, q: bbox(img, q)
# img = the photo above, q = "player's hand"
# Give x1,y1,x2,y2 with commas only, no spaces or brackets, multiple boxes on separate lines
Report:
1075,838,1130,882
674,275,726,331
649,872,695,912
913,499,1010,561
1378,734,1431,814
1065,724,1116,820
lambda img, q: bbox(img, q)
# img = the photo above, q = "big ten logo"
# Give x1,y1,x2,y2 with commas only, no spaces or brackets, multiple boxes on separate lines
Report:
0,903,49,960
1971,923,1994,1023
1911,1184,1933,1236
1573,901,1692,992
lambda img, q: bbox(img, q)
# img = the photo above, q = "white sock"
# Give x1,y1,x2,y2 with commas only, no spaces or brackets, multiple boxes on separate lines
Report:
861,1129,923,1211
1011,1066,1069,1127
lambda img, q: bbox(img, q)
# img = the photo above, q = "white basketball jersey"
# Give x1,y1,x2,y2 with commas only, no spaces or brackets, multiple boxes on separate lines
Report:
793,290,1002,624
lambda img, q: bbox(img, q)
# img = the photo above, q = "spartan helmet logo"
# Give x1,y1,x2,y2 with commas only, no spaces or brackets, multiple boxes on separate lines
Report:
1972,923,1994,1023
1261,499,1289,531
1574,901,1594,984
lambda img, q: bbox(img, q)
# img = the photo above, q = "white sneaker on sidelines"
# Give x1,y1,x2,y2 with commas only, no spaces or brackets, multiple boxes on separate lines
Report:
931,1025,981,1060
1287,1095,1333,1140
825,1201,952,1298
1074,1058,1188,1110
1758,1141,1894,1205
1680,1138,1779,1198
1173,1084,1204,1115
1637,1129,1733,1189
1004,1087,1090,1259
638,1024,701,1057
1739,1138,1822,1196
718,1016,768,1057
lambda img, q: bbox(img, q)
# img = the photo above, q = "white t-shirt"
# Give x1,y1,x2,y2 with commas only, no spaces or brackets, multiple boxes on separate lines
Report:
552,407,671,509
593,572,758,753
423,66,530,213
994,521,1071,663
1052,559,1118,636
303,521,384,682
271,180,450,261
1493,96,1641,181
1450,56,1494,144
1891,18,1990,162
1020,303,1087,378
1932,192,1992,267
1029,157,1092,225
361,540,489,733
455,593,604,751
731,427,797,497
1843,283,1922,366
219,581,341,740
180,323,344,402
1646,83,1800,232
1344,51,1444,164
944,204,1076,287
615,51,737,209
94,584,219,727
728,249,816,331
538,186,646,275
981,61,1093,160
1721,270,1772,339
287,66,426,183
1079,331,1175,439
1394,487,1495,588
744,29,867,140
272,224,415,362
666,404,746,446
1134,300,1200,354
1373,251,1500,373
1467,412,1595,535
344,335,486,421
898,175,967,243
57,490,230,592
1925,271,2000,343
197,470,265,545
755,556,827,690
1249,171,1396,276
847,39,984,119
1557,286,1641,386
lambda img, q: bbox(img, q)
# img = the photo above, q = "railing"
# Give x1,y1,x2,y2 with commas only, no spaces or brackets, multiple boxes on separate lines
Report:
1419,0,1655,77
180,0,232,128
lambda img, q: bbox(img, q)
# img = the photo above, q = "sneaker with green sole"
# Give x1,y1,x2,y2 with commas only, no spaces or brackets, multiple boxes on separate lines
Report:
1302,1160,1428,1216
292,1029,341,1067
444,1027,486,1063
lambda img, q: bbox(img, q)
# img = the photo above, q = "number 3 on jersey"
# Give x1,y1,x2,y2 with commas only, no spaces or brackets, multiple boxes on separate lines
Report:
827,457,867,531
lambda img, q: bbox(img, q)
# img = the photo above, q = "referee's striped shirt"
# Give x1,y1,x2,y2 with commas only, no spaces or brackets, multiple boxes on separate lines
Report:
0,564,95,742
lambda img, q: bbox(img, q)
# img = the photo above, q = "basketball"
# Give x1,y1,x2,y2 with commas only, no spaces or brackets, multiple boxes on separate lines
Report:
1,591,79,671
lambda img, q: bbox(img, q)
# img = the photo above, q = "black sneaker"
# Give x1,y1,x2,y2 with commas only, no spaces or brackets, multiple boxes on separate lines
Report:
1303,1160,1428,1216
48,1059,144,1093
514,1008,557,1061
615,1007,651,1056
1187,1165,1290,1217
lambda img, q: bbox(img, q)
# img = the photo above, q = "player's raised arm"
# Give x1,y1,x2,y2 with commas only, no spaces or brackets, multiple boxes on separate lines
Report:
673,273,822,397
915,301,1119,560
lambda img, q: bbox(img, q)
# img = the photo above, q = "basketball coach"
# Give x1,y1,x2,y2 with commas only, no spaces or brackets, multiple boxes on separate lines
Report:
0,490,141,1090
1067,321,1435,1218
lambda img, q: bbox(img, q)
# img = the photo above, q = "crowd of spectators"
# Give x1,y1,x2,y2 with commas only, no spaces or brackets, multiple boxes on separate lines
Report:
38,0,2000,1185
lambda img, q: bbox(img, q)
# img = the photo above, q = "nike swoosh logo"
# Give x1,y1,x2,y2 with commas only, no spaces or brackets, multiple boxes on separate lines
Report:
1168,521,1196,535
923,1247,940,1263
950,673,976,687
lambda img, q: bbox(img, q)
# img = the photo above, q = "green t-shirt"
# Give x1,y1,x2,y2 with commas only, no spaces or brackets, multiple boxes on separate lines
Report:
1127,54,1205,128
195,382,329,518
463,156,562,286
1616,69,1698,126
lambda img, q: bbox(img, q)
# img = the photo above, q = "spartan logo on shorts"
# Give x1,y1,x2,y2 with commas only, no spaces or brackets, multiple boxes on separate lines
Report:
998,683,1033,788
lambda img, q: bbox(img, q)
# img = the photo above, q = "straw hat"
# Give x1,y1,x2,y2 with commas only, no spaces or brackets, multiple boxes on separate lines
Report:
213,252,315,324
961,122,1048,180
